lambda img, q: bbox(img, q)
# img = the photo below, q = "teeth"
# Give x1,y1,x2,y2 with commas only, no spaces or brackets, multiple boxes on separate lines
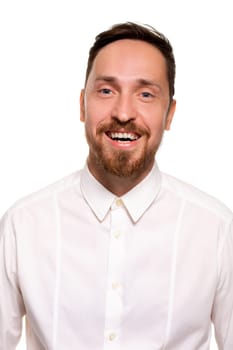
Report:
110,132,139,141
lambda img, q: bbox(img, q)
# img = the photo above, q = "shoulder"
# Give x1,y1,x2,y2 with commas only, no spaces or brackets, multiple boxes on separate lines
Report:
5,170,82,218
160,171,233,222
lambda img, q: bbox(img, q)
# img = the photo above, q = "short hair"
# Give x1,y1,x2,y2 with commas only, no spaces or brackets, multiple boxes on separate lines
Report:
84,22,176,100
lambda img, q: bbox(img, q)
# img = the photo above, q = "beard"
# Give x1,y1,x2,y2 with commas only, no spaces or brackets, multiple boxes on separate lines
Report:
85,119,162,178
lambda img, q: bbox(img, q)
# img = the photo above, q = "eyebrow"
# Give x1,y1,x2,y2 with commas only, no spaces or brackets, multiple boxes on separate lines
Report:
94,76,162,91
95,76,116,83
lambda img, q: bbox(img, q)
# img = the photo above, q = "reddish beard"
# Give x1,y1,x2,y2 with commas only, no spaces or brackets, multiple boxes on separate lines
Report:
85,119,160,178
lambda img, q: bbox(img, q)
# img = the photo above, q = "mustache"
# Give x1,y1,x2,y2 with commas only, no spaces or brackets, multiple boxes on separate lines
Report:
97,119,150,136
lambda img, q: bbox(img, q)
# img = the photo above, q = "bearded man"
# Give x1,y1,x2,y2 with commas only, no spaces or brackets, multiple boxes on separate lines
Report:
0,22,233,350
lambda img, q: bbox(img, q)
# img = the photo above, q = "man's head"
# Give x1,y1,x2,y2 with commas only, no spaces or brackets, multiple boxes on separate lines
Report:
85,22,176,102
80,22,176,185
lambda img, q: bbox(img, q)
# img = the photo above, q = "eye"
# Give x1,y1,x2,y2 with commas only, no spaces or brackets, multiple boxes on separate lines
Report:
140,91,154,98
98,88,113,95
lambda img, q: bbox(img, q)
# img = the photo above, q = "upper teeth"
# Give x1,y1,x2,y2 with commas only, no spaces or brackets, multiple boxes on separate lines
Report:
110,132,139,140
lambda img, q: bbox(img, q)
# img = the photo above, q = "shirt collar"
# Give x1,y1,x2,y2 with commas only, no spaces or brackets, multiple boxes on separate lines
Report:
80,162,161,223
122,162,161,222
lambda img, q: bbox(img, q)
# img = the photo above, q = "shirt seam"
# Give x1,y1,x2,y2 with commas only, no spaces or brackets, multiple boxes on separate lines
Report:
215,218,233,287
6,174,81,216
212,218,233,348
3,213,21,293
162,198,186,349
52,192,62,349
161,181,232,223
223,301,233,347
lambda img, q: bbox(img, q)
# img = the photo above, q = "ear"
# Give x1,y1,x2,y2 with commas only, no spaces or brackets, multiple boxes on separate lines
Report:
80,89,85,122
165,99,176,130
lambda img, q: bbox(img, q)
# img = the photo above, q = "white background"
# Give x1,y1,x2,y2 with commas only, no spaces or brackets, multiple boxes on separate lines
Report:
1,0,233,349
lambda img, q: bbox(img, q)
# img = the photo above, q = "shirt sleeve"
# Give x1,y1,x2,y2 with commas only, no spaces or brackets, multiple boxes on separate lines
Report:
212,218,233,350
0,212,26,350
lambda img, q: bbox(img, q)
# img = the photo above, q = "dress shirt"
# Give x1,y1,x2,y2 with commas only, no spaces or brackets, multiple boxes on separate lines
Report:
0,162,233,350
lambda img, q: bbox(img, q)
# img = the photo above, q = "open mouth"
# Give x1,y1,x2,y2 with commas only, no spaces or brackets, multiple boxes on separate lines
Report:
106,131,140,142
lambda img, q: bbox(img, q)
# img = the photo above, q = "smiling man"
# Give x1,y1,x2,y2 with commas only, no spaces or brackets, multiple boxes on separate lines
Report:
0,22,233,350
80,38,175,194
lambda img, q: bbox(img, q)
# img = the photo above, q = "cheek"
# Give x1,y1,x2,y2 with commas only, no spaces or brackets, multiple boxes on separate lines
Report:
145,113,167,135
140,102,168,123
85,99,110,127
84,109,101,132
150,123,165,141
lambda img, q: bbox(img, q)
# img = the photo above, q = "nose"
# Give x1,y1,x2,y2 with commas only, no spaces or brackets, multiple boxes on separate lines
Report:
111,93,136,122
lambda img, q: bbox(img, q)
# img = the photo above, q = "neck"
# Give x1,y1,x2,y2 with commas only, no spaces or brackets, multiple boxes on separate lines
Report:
87,158,154,197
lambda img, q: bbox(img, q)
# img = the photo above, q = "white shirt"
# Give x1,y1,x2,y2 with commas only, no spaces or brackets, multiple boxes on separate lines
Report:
0,163,233,350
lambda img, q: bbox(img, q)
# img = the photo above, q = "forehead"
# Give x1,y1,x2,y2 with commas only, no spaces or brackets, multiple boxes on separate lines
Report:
88,39,167,82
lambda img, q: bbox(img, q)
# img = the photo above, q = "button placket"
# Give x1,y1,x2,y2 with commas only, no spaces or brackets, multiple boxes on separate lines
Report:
107,331,117,342
111,282,121,291
104,199,127,349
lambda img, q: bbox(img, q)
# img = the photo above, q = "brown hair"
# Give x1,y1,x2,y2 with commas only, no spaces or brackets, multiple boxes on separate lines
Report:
84,22,176,100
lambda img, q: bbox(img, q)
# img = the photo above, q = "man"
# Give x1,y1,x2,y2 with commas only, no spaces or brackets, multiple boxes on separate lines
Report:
0,22,232,350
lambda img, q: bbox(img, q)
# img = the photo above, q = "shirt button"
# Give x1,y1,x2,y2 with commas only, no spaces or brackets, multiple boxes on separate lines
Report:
112,282,120,290
108,332,117,341
115,198,123,207
113,231,121,239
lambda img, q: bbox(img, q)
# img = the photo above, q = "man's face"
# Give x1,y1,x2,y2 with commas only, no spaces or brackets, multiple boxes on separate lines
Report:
80,39,175,178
